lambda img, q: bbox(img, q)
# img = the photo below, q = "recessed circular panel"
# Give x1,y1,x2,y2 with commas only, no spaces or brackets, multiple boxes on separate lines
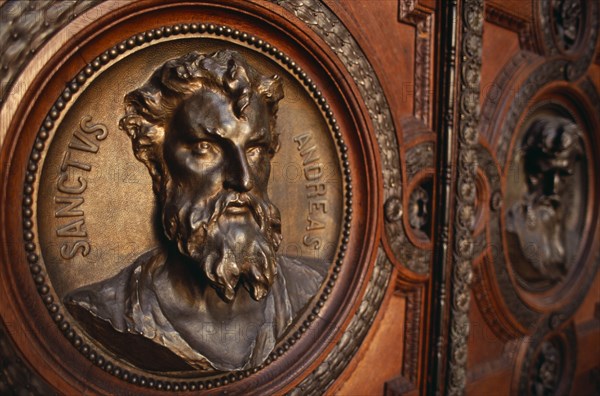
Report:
504,104,587,293
32,26,347,380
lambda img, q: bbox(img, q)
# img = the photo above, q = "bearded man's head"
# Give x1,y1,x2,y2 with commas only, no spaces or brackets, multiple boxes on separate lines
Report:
119,49,284,303
523,118,582,206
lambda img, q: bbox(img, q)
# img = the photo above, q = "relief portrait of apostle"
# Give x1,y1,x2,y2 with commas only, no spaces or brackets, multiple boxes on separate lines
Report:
64,49,328,371
506,117,582,282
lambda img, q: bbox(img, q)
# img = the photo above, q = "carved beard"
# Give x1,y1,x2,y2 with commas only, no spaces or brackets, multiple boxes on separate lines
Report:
162,186,283,303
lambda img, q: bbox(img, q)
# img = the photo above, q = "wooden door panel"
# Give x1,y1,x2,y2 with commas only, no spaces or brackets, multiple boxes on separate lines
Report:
0,1,598,395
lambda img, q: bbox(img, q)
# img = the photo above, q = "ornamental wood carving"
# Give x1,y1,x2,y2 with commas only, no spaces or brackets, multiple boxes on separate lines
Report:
0,1,394,393
1,0,598,395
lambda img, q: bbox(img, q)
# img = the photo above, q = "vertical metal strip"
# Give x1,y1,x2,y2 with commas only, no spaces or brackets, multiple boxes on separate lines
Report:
425,0,458,394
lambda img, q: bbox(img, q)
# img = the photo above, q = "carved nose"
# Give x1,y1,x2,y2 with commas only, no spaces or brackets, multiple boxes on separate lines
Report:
225,148,254,192
546,172,560,195
553,173,561,192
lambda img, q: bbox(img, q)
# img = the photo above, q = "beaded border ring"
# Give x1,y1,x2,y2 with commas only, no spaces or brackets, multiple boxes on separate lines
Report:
23,23,352,389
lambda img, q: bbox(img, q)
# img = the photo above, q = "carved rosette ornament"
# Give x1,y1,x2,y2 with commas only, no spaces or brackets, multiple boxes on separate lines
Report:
0,1,395,393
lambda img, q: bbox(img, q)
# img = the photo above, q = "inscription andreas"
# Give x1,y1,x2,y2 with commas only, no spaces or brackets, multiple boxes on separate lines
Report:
54,116,108,259
293,132,328,250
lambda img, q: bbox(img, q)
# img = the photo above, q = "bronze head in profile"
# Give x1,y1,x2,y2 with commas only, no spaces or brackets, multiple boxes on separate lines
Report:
506,117,582,283
65,50,327,371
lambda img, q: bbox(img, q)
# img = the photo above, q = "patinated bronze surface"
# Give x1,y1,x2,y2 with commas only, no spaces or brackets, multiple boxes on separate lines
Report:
506,117,583,284
34,36,343,375
62,49,328,371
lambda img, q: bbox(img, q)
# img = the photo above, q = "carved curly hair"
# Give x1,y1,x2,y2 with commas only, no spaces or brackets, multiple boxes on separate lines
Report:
523,117,582,189
119,49,284,194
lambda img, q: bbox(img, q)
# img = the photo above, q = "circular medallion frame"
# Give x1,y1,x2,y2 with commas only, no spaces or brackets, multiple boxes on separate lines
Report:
535,0,599,80
26,23,352,388
474,57,600,336
0,1,386,394
499,83,600,317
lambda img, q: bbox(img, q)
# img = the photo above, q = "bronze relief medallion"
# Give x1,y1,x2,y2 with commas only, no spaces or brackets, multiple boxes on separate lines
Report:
502,95,597,310
28,24,349,384
504,105,587,292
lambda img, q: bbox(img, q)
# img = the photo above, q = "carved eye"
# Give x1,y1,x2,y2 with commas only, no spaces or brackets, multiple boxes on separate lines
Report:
246,145,265,162
192,141,216,156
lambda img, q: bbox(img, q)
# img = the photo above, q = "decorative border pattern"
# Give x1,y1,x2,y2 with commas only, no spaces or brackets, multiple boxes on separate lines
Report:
494,59,566,166
479,51,538,145
23,23,353,390
471,258,522,341
446,0,484,394
288,247,393,395
0,0,101,105
0,320,54,395
405,143,434,182
535,0,599,81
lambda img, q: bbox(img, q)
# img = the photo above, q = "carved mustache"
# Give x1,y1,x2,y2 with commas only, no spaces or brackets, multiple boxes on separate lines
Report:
187,191,282,251
534,193,561,208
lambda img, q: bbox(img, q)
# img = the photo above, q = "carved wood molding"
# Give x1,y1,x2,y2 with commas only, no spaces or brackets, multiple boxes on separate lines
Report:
479,51,539,147
0,320,54,395
485,4,535,52
1,0,397,393
398,0,434,127
471,255,523,341
393,279,425,388
444,1,484,393
513,321,578,395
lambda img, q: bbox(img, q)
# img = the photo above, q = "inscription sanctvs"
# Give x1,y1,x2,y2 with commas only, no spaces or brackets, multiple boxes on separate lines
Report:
293,132,328,250
54,116,108,259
